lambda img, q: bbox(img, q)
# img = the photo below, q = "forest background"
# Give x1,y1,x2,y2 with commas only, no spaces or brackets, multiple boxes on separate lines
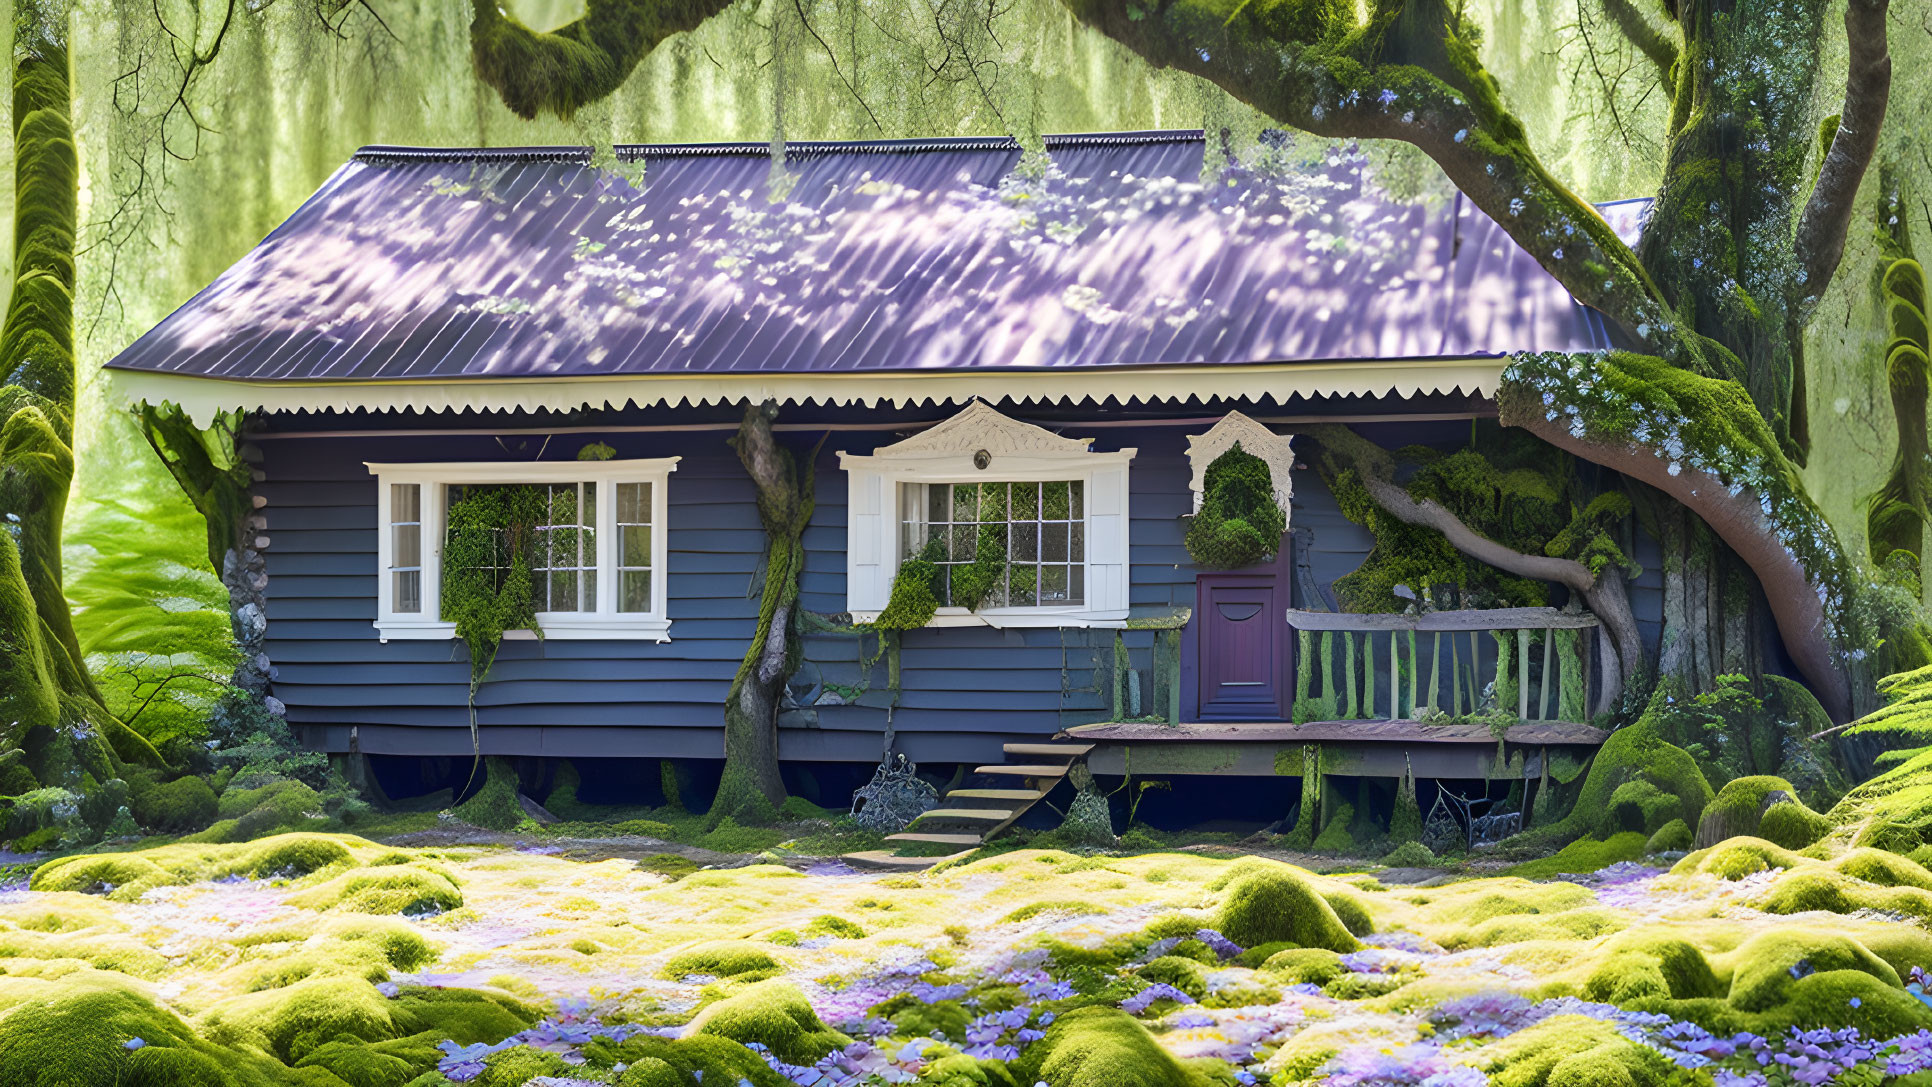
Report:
13,0,1931,752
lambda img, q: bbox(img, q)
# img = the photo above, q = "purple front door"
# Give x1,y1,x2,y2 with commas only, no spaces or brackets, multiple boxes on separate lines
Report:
1196,572,1290,720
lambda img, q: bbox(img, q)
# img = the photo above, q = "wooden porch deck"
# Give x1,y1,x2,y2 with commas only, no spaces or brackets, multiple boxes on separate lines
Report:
1068,718,1607,779
1067,719,1609,746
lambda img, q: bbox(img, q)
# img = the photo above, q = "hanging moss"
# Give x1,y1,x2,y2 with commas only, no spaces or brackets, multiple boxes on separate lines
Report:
1866,254,1930,576
1185,442,1285,568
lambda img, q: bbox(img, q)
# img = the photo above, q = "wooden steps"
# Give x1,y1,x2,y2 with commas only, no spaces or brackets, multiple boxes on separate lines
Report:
884,832,983,846
842,848,974,870
946,788,1047,802
914,808,1014,823
975,764,1071,778
885,735,1093,858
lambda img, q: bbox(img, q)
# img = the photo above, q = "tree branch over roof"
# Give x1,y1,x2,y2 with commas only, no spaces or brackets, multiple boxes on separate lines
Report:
1794,0,1892,308
469,0,740,119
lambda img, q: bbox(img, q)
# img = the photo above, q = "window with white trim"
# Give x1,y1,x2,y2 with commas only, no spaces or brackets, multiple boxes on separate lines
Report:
368,459,678,642
841,402,1133,628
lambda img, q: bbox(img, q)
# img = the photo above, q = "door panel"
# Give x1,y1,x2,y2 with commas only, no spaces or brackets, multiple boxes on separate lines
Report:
1196,572,1288,720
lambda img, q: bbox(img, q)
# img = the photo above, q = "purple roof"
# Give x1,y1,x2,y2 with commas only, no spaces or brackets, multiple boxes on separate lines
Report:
105,131,1635,385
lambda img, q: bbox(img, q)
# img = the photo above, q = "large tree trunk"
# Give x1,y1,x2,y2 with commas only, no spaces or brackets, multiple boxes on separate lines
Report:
713,402,819,821
0,1,161,785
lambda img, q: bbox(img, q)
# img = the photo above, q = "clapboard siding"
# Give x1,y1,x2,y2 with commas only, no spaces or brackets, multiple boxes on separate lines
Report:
260,409,1667,765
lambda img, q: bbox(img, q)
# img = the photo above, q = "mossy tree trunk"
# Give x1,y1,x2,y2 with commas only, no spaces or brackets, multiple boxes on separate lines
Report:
0,1,161,787
714,402,820,822
469,0,738,119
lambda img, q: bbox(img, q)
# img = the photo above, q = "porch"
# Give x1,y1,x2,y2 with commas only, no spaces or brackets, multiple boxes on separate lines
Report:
1082,605,1613,780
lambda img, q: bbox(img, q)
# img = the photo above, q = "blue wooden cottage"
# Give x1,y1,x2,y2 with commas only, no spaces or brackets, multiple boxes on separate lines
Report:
104,131,1664,819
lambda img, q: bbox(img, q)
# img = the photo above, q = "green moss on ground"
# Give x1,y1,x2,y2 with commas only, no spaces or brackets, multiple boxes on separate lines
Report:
1475,1013,1675,1086
1507,832,1648,879
285,865,462,916
1136,955,1210,999
1211,868,1359,952
687,980,848,1064
1258,947,1348,986
1644,819,1693,853
1011,1006,1223,1087
1671,837,1807,880
1511,709,1713,850
662,941,783,981
1696,775,1801,846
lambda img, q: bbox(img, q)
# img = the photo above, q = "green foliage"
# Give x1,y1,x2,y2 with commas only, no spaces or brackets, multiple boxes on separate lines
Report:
1311,423,1619,613
1184,443,1285,569
1647,676,1784,787
1211,868,1359,952
129,774,218,833
1607,780,1681,835
1136,955,1210,999
442,485,546,688
1756,798,1833,850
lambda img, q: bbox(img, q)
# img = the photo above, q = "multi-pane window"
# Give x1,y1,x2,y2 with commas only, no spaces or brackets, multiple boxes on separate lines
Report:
535,483,596,612
616,481,654,613
900,480,1085,608
370,459,677,641
390,483,422,613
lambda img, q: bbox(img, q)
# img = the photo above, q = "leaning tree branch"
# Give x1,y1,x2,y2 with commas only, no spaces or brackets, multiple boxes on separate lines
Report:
1498,392,1855,723
1795,0,1892,308
1599,0,1678,88
1305,424,1642,710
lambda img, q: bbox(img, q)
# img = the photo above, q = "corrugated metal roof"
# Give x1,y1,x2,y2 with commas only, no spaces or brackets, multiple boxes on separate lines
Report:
104,131,1636,386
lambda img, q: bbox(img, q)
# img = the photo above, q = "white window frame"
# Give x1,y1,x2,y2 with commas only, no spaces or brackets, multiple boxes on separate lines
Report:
839,403,1133,629
367,458,678,643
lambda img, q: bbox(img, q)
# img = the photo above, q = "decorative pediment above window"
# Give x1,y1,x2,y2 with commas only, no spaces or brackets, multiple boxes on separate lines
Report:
1186,411,1295,519
867,399,1095,462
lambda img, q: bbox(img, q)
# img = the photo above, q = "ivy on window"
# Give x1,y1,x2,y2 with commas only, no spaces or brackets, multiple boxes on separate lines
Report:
442,484,548,687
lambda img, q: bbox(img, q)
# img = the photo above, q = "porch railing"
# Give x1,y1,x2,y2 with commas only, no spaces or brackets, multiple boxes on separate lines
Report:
1285,607,1603,726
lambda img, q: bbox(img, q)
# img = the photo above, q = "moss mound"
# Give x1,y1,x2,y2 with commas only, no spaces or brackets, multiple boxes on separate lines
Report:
0,978,287,1087
226,833,356,880
1211,869,1359,952
1515,712,1712,849
1696,775,1806,847
285,865,462,916
1644,818,1693,853
1258,947,1348,986
1670,837,1806,880
453,757,526,832
1507,832,1647,879
1135,955,1210,999
1726,929,1899,1011
27,853,172,901
1477,1014,1674,1086
1753,868,1932,923
687,980,847,1064
130,776,218,833
1012,1006,1218,1087
661,941,782,981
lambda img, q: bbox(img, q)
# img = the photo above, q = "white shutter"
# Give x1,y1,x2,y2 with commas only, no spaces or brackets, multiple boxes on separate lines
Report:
847,466,890,615
1086,465,1130,613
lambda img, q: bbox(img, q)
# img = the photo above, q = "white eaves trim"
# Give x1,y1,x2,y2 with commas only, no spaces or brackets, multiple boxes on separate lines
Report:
107,358,1508,427
367,458,678,643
